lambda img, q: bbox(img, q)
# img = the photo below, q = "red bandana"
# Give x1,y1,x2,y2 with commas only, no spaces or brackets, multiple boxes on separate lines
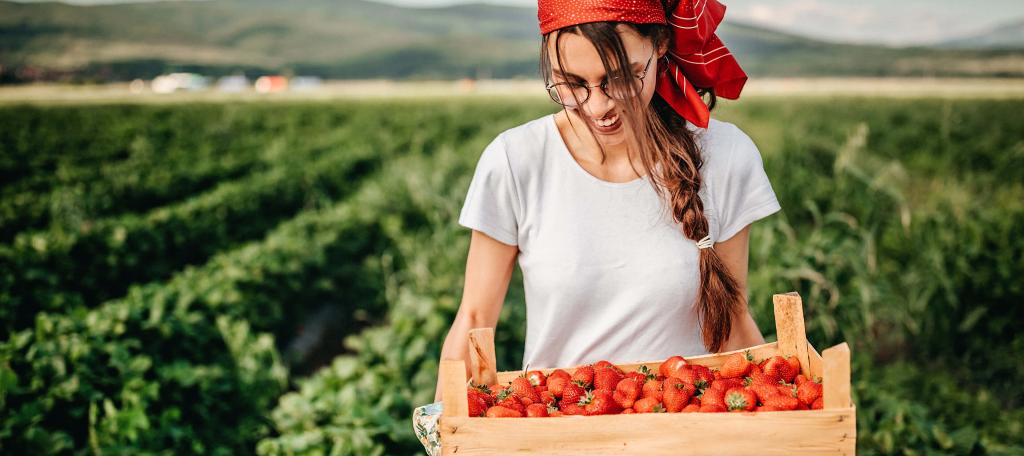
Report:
537,0,747,128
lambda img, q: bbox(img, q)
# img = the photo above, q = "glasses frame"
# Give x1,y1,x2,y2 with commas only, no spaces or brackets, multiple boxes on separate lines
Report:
545,46,656,107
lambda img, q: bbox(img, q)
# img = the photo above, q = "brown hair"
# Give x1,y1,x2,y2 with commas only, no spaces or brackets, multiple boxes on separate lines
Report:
540,20,744,353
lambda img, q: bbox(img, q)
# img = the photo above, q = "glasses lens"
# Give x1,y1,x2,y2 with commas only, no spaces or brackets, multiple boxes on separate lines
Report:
604,76,643,100
548,83,588,107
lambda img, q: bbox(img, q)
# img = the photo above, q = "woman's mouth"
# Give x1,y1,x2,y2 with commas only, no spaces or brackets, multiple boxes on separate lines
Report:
591,113,621,133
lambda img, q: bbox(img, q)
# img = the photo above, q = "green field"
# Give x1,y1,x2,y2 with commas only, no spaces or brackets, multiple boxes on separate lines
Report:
0,96,1022,455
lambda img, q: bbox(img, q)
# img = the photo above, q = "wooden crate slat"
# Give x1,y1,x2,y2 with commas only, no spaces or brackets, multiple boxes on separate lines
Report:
773,292,812,377
441,408,856,455
468,327,498,386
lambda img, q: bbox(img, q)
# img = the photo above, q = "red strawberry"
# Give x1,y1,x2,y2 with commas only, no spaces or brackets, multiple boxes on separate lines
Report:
785,356,802,380
719,351,753,379
526,403,549,417
682,403,701,413
495,388,526,415
662,377,695,412
594,366,625,391
539,390,557,406
700,385,726,409
613,377,641,409
621,408,635,414
547,375,569,398
794,374,808,386
548,406,564,417
510,377,540,404
561,380,586,405
559,400,586,416
811,397,824,410
699,404,726,413
572,365,595,388
526,370,547,387
660,355,689,379
485,405,522,418
691,364,714,387
641,378,664,402
763,356,797,383
467,390,489,417
761,393,800,410
797,380,823,406
748,381,782,405
581,389,623,416
724,387,757,412
757,404,786,412
633,397,666,413
594,360,625,375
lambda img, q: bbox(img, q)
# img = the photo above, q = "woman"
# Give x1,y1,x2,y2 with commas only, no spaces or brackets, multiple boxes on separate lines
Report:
414,0,780,451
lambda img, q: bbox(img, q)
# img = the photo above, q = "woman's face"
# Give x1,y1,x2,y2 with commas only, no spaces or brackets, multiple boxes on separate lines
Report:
546,25,664,147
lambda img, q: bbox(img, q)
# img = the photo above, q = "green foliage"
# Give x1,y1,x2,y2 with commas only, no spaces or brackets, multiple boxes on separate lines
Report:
1,98,1021,455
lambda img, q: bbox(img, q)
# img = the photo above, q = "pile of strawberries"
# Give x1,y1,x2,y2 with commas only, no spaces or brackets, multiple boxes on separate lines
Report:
468,352,824,418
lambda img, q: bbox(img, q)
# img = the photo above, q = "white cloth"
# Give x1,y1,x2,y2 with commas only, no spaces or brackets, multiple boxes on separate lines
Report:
458,112,781,370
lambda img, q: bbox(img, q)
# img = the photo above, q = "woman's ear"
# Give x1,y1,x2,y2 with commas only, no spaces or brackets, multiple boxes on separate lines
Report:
657,40,669,59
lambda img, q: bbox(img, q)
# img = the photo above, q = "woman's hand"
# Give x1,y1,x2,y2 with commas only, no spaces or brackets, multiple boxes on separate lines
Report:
433,229,519,402
714,224,767,352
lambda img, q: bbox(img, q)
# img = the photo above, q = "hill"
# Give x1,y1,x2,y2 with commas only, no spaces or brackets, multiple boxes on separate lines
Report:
2,0,1022,82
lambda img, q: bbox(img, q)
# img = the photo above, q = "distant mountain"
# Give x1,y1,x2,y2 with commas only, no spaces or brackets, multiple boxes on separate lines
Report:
938,19,1024,50
2,0,1023,83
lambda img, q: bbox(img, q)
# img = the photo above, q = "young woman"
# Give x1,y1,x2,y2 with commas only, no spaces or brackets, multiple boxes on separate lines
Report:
415,0,780,450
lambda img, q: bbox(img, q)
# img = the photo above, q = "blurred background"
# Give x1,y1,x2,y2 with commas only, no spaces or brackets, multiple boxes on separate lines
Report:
0,0,1022,454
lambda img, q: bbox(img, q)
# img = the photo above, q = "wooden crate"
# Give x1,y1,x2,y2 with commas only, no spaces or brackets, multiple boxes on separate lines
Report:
438,292,856,455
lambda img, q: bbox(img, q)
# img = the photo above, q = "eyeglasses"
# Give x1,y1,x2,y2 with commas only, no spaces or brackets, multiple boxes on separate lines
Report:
545,47,656,107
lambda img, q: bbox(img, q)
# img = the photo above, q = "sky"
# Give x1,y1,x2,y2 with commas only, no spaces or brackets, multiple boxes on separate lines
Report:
385,0,1024,46
16,0,1024,46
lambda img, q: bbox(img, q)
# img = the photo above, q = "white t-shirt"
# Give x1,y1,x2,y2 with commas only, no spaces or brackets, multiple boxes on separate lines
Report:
458,112,781,370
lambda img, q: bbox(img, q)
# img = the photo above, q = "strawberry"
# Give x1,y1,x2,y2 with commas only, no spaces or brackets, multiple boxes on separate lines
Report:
682,403,701,413
691,364,714,388
724,387,757,412
763,356,797,383
494,388,526,415
811,397,824,410
581,389,623,416
621,408,635,414
467,390,489,417
526,370,547,387
797,379,823,406
594,360,625,375
548,405,564,417
559,400,586,416
699,404,726,413
613,377,641,409
526,403,549,417
785,356,802,380
510,377,540,404
757,404,786,412
633,397,666,413
547,375,569,398
572,365,595,388
486,405,522,417
719,351,754,379
711,378,745,392
561,380,586,405
641,378,664,402
539,390,557,406
761,392,799,410
662,377,695,412
700,385,726,409
746,366,777,386
748,381,782,405
794,374,808,386
468,382,494,406
594,366,625,391
660,355,689,379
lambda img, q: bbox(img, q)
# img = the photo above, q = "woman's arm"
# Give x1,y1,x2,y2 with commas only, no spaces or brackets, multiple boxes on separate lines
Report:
433,229,519,402
714,224,767,352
